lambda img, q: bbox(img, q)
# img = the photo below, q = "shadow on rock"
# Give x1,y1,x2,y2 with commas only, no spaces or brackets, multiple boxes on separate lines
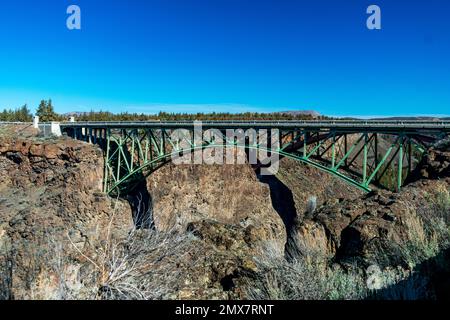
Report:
256,173,300,261
366,247,450,300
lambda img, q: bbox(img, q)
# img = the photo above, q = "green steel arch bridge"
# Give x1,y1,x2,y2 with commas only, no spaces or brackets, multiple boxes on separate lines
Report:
59,120,450,196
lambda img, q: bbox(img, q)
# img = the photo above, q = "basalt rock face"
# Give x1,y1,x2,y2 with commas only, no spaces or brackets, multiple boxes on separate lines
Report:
275,157,363,219
142,163,288,299
169,219,263,299
146,163,286,246
411,142,450,180
293,145,450,269
0,134,133,299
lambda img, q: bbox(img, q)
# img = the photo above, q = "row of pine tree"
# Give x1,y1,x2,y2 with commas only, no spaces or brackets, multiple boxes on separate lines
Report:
1,99,325,122
0,100,60,122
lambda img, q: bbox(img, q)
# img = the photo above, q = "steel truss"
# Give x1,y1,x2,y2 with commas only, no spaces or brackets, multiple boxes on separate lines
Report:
62,125,440,196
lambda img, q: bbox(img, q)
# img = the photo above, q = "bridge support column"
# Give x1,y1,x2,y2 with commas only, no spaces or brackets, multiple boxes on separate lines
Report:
408,139,412,174
374,134,379,182
93,129,97,144
316,132,320,157
397,136,404,192
362,133,368,184
331,132,336,168
344,134,348,167
303,131,307,158
103,129,111,193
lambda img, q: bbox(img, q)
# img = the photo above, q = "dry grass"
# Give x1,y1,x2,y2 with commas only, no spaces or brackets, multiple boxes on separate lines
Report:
399,188,450,268
0,202,202,300
245,240,440,300
64,212,201,300
0,246,13,300
245,241,368,300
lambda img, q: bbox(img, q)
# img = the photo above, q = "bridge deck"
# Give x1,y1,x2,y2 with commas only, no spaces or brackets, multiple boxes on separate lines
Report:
60,120,450,132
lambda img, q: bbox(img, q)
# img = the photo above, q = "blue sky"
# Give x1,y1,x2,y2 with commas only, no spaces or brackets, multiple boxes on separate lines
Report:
0,0,449,117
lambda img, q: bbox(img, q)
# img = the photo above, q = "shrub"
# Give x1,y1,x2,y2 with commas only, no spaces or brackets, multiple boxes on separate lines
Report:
66,226,200,300
246,187,450,300
245,241,368,300
306,196,317,216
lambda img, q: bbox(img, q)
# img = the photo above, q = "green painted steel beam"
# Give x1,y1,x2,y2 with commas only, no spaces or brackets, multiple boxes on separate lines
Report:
106,143,372,195
364,136,401,187
331,132,336,168
397,135,404,192
102,127,433,196
362,133,368,184
103,129,111,193
334,133,365,171
303,131,307,158
305,132,333,159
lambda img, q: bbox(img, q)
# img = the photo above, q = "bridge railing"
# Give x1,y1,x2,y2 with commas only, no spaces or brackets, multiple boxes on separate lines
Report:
58,120,450,131
0,121,33,125
58,119,450,124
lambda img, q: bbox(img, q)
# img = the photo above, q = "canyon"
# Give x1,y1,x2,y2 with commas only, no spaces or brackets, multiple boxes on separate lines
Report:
0,124,449,299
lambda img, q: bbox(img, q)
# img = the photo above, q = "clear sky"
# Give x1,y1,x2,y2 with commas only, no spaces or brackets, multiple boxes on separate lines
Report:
0,0,449,117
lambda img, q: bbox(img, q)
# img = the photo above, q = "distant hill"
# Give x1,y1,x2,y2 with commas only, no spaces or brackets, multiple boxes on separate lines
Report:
277,110,321,118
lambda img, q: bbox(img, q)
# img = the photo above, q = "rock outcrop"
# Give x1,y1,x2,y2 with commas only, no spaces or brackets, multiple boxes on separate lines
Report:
0,128,287,299
294,144,450,269
275,157,363,219
0,134,133,299
147,163,286,246
411,141,450,180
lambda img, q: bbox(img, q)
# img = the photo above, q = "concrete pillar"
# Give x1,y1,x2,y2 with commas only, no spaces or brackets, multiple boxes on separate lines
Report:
70,116,75,123
50,122,62,137
33,116,39,129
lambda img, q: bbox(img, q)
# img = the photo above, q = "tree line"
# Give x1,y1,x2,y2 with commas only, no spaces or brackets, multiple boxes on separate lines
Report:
2,99,327,122
0,99,61,122
0,105,33,122
76,111,327,121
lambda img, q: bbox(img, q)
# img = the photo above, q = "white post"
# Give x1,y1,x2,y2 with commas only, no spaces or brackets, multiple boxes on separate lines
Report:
70,116,75,122
33,116,39,129
50,122,62,137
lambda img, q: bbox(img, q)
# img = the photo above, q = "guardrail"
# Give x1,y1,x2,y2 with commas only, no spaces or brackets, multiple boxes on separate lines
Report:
0,120,62,136
0,121,33,125
58,120,450,131
58,119,450,124
4,120,450,126
3,120,450,136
